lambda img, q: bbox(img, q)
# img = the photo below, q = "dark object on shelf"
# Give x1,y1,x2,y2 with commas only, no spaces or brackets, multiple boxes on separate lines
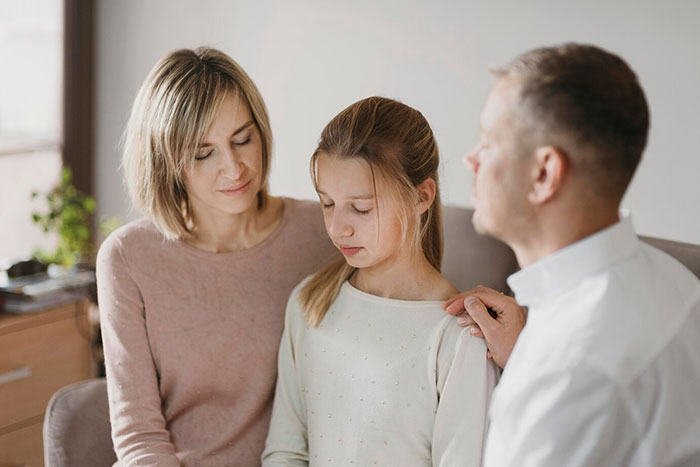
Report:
0,269,95,313
7,258,48,278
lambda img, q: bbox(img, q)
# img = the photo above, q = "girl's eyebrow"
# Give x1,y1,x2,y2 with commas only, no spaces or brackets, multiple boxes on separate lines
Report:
199,120,254,148
316,190,374,200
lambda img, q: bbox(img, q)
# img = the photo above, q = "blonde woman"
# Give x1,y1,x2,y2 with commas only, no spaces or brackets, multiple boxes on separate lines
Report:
262,97,497,466
96,47,337,466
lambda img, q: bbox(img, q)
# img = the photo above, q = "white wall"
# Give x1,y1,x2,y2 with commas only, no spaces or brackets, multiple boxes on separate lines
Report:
96,0,700,244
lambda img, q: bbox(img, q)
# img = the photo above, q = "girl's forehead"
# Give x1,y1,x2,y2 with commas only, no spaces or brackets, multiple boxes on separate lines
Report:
317,154,374,193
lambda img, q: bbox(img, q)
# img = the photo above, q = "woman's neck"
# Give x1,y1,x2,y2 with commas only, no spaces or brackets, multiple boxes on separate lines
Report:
350,249,457,301
186,197,283,253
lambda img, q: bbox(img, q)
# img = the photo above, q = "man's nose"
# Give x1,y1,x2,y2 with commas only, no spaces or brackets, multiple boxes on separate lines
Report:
464,144,482,173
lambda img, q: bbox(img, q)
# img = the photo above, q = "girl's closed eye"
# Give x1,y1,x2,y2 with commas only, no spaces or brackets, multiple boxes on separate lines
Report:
352,205,372,215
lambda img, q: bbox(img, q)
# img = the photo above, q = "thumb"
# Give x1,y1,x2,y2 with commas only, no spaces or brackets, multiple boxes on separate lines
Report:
464,297,499,337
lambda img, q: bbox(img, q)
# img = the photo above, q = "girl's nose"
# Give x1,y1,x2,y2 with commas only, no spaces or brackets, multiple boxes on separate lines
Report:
329,211,353,238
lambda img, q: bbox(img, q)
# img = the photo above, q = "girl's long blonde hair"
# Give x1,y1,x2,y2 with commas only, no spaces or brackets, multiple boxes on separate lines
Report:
300,96,443,327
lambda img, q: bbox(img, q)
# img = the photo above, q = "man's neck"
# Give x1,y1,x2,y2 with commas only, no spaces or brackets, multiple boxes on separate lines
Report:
510,205,621,268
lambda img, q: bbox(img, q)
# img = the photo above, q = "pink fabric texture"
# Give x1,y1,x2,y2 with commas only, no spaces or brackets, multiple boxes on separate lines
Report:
96,198,337,466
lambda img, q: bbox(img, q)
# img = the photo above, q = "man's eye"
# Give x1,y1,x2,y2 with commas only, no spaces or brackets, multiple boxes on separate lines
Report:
321,202,334,209
195,149,214,161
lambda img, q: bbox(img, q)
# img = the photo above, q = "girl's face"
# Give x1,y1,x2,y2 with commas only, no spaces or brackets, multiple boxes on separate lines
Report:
316,152,404,270
183,93,263,220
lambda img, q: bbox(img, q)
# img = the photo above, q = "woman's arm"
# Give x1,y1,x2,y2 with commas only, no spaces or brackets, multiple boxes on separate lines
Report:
431,324,498,466
97,234,180,466
261,287,310,466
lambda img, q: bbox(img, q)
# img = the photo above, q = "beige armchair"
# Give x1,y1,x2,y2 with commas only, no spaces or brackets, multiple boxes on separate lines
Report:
42,206,700,467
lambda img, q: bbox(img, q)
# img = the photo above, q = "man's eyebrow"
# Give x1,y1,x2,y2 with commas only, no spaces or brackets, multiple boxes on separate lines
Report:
199,120,254,147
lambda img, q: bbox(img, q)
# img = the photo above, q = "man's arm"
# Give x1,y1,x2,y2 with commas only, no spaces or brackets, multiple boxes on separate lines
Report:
484,362,639,467
443,285,527,368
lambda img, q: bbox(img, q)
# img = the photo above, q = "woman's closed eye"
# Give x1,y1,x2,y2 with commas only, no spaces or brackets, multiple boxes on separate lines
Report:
195,148,214,161
232,135,251,146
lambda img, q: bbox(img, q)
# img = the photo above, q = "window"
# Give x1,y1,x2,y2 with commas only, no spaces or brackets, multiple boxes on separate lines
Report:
0,0,64,261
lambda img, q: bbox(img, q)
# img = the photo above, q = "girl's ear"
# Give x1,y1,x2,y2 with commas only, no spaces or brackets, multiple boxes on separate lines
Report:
416,178,437,215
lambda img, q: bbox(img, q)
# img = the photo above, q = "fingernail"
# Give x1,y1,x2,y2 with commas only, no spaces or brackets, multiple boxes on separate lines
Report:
457,316,469,326
465,297,478,308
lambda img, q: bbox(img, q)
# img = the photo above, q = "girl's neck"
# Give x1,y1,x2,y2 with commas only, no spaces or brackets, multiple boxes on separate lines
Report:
186,196,283,253
350,249,458,302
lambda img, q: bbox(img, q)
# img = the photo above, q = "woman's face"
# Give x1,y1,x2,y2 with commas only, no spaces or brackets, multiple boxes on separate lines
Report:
316,152,404,270
183,93,263,221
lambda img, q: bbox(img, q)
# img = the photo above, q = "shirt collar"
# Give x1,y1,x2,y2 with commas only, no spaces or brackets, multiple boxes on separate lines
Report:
507,215,640,308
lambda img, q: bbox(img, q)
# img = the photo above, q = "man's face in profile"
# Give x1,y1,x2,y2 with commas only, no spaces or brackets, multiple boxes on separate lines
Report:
465,77,533,245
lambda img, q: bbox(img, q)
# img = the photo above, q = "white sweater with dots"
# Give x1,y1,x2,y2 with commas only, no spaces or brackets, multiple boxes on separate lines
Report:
262,279,498,466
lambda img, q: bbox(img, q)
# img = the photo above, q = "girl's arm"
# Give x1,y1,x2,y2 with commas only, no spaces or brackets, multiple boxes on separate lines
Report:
261,287,310,466
431,324,498,466
97,234,180,466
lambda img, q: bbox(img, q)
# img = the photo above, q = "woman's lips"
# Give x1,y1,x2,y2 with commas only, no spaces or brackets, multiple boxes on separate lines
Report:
339,246,363,256
218,179,252,196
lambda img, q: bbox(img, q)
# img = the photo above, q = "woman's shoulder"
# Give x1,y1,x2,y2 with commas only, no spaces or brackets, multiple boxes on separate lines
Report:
282,198,324,230
97,218,165,264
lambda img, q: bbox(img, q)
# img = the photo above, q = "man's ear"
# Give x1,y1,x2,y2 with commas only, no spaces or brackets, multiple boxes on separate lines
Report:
528,145,567,205
416,178,437,215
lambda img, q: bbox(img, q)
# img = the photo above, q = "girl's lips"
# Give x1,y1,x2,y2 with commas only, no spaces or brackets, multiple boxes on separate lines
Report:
339,246,363,256
218,179,252,196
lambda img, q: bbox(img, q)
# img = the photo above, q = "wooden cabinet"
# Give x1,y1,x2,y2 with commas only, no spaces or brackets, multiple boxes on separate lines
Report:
0,300,94,467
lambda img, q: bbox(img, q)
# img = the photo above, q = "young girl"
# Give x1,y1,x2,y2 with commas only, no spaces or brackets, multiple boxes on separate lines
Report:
262,97,497,466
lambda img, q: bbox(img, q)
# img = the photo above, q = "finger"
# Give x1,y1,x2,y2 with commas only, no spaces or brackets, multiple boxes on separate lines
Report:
457,313,476,327
486,350,493,361
443,287,483,311
444,297,467,315
469,326,484,338
464,297,499,336
443,291,471,311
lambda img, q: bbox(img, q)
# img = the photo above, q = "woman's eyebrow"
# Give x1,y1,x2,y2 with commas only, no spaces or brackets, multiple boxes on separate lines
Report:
199,120,254,147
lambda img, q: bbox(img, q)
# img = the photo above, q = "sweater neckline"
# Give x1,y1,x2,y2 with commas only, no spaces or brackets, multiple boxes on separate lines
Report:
175,197,294,260
341,280,446,308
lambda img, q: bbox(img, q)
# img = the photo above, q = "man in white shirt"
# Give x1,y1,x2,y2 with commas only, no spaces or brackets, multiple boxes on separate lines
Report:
444,43,700,466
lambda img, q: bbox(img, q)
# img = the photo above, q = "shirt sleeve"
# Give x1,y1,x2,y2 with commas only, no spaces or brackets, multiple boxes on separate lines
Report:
96,234,180,467
484,362,639,467
432,324,498,467
261,285,309,466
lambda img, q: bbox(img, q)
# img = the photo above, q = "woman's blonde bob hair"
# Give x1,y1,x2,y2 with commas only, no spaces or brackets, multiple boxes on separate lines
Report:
122,47,273,240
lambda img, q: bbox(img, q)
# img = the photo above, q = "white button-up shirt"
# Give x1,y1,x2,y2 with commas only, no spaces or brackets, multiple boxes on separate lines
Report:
484,217,700,467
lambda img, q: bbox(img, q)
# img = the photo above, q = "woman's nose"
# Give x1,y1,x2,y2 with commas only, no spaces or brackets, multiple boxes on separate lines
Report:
221,148,245,179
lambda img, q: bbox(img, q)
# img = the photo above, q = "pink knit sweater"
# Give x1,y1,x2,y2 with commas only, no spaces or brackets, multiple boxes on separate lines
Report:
96,198,338,466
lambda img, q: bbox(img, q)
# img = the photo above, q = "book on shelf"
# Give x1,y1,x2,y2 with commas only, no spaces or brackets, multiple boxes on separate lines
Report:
0,269,95,313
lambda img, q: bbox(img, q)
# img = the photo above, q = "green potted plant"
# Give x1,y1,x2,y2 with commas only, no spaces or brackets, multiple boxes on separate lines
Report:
31,167,96,268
